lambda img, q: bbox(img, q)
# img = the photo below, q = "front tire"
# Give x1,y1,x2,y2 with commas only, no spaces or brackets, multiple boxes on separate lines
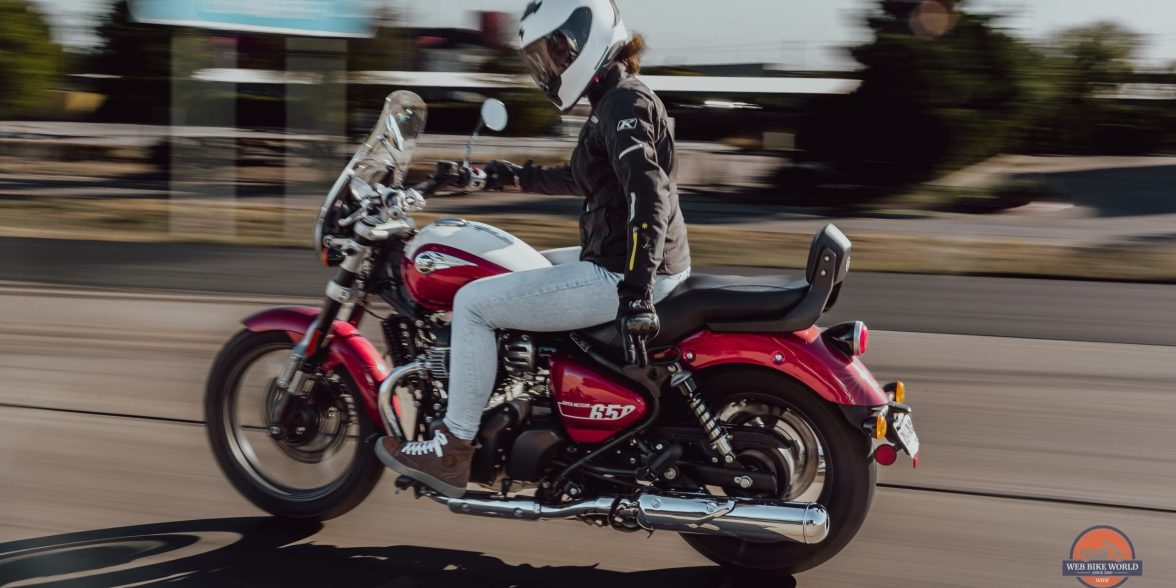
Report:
681,369,876,576
205,329,384,520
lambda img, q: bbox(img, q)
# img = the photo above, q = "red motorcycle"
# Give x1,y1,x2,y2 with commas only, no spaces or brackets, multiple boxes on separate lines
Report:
205,91,919,576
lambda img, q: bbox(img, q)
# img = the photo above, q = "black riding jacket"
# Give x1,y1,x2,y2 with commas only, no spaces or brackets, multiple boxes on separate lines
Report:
518,64,691,300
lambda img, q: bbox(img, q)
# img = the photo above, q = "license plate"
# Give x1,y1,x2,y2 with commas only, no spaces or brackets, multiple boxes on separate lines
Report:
891,412,920,457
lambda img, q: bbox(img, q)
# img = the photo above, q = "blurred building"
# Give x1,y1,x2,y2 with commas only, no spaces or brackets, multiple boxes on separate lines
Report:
411,11,514,72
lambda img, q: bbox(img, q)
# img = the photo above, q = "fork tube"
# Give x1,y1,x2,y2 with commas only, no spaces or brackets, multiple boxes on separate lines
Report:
307,266,359,359
275,265,355,393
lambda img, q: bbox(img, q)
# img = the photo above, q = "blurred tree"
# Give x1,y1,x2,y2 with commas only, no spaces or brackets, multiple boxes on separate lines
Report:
1053,22,1140,83
798,0,1038,193
345,9,417,135
0,0,64,118
348,9,415,72
89,0,177,123
1025,22,1159,154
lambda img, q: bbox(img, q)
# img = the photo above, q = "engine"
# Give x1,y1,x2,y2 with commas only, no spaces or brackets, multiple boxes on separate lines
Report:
436,331,559,488
501,333,537,375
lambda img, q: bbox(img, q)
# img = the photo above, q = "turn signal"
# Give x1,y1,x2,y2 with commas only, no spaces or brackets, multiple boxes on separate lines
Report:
894,381,906,404
873,415,887,440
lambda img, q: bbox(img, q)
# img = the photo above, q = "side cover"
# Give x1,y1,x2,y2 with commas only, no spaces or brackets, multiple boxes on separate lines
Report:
549,353,648,444
243,306,390,425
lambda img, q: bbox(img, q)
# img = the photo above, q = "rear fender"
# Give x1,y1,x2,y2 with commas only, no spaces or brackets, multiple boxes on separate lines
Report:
677,327,888,407
243,306,390,425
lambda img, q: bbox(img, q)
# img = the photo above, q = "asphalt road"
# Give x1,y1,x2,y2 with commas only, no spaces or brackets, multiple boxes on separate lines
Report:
1,237,1174,346
1,285,1174,586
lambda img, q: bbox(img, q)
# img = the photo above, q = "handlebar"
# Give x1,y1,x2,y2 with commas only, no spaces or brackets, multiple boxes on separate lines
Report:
414,160,486,197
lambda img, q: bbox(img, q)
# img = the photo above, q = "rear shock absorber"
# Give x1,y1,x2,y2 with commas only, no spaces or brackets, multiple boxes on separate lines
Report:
672,367,736,464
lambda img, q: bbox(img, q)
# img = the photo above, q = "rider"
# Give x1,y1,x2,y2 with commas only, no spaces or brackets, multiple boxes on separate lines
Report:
376,0,691,498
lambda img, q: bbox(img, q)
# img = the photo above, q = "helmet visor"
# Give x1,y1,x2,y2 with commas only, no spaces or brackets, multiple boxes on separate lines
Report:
521,7,593,104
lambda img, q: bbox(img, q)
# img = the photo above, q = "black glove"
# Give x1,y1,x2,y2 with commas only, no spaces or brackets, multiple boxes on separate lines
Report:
617,292,660,367
482,160,521,191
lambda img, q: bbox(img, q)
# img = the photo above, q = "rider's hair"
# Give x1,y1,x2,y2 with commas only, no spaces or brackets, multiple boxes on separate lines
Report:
615,33,646,75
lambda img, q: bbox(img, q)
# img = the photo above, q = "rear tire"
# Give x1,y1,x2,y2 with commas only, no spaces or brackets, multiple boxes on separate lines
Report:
205,329,384,520
681,369,875,576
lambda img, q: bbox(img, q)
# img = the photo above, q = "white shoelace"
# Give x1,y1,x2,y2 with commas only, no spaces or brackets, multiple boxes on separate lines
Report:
401,431,449,457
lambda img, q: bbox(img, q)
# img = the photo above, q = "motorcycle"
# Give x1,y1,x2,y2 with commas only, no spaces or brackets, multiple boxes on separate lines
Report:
204,90,920,576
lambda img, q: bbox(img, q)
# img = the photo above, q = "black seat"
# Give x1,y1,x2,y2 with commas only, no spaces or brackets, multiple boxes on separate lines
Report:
579,273,810,350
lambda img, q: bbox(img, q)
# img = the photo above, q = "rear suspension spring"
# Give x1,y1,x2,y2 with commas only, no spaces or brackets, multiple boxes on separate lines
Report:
673,369,736,464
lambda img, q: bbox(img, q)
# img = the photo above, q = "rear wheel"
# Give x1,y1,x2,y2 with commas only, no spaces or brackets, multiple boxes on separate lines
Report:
205,330,384,520
681,369,875,576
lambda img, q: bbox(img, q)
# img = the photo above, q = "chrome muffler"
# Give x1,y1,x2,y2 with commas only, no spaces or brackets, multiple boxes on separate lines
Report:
629,494,829,544
433,492,828,544
435,495,617,521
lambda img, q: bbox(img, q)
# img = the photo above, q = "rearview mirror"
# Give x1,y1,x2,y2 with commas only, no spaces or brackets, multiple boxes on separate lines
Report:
480,99,508,132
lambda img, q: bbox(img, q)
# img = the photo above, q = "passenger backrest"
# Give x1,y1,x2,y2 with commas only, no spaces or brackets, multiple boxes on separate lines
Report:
806,224,852,286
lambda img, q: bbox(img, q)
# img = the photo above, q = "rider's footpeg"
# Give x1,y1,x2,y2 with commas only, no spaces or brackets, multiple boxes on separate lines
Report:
394,475,417,494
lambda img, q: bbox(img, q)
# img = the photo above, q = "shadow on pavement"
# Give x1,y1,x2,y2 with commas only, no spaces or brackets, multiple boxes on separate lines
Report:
1022,164,1176,217
0,517,796,588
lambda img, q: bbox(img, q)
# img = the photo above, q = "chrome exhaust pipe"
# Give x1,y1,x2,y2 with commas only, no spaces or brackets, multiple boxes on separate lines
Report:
434,495,617,521
631,494,829,544
378,361,427,437
430,490,827,544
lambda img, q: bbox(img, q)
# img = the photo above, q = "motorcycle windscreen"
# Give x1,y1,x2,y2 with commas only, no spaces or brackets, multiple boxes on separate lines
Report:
316,91,427,249
356,90,427,187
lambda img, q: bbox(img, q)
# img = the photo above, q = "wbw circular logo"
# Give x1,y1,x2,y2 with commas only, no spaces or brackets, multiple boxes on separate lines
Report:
1061,526,1143,587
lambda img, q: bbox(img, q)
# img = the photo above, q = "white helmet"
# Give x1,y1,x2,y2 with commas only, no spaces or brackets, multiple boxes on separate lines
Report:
518,0,630,112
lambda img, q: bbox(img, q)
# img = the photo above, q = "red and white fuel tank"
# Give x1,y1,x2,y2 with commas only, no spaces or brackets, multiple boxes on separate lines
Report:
402,218,551,311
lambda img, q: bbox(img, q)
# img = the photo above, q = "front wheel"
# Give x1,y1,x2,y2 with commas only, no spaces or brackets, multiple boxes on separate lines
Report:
205,330,384,520
681,369,876,576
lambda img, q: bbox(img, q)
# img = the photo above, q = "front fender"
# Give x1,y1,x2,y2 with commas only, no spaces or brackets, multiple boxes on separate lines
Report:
243,306,390,425
677,327,888,407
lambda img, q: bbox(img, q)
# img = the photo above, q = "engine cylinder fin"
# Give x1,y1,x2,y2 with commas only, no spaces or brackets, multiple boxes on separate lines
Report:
425,347,450,380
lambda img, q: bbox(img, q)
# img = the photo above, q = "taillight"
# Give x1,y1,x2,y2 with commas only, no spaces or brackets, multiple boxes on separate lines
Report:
824,321,869,357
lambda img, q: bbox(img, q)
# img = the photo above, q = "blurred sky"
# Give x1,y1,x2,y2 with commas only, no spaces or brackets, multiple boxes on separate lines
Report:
29,0,1176,70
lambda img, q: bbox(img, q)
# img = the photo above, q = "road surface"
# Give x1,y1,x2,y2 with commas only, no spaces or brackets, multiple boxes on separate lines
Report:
1,283,1173,587
2,237,1175,346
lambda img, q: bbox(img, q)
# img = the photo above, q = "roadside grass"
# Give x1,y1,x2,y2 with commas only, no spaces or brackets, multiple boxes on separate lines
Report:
1,197,1173,282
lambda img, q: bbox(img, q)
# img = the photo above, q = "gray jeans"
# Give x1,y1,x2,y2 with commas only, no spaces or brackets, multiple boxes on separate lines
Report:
442,257,690,440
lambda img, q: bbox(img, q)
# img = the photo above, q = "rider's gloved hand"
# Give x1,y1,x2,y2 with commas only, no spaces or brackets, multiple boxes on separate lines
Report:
617,290,659,367
482,160,522,191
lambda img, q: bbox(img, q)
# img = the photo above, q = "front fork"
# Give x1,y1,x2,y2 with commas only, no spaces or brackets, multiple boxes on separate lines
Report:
268,243,371,439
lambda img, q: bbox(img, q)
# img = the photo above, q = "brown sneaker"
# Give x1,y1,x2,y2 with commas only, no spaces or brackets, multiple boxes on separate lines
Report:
375,424,474,498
